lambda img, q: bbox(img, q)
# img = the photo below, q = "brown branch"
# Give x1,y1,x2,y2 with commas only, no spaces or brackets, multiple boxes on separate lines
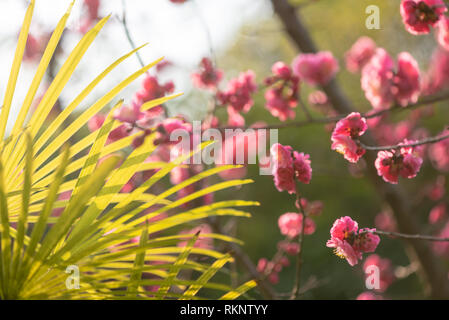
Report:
361,132,449,151
374,230,449,242
215,90,449,131
271,0,449,299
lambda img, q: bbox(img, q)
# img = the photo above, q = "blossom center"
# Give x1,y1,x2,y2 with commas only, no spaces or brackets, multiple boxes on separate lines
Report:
415,2,439,23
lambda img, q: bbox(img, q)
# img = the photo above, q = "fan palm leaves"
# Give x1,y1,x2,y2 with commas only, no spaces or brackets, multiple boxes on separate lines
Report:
0,0,257,300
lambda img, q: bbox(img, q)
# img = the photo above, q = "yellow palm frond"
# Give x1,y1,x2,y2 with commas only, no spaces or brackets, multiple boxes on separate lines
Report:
0,1,257,300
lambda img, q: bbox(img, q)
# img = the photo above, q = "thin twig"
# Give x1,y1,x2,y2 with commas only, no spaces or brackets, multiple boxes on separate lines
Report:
360,132,449,151
216,91,449,131
290,183,306,300
121,0,146,69
374,230,449,242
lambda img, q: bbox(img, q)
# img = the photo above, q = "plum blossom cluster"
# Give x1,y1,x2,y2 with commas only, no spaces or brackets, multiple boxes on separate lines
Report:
89,73,174,149
264,62,300,121
192,57,223,91
257,198,322,284
326,216,380,266
374,141,423,184
217,70,258,114
292,51,339,86
361,48,420,109
345,36,377,73
331,112,368,163
269,143,312,194
329,106,430,184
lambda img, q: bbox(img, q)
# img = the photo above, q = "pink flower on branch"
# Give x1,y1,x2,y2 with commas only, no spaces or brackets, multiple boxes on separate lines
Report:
331,112,368,163
345,36,377,73
363,254,395,292
192,57,223,91
375,141,423,184
278,212,316,238
270,143,312,194
423,48,449,94
79,0,101,33
292,51,339,86
218,70,257,113
264,62,300,121
326,216,380,266
400,0,447,35
361,48,420,109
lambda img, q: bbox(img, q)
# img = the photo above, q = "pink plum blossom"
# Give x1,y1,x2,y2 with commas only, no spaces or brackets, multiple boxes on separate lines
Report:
345,36,377,73
293,151,312,184
264,62,300,121
331,112,368,163
134,75,174,118
361,48,420,109
354,228,381,253
178,224,214,250
79,0,101,33
292,51,339,86
375,141,423,184
218,70,257,113
88,113,106,132
113,103,142,124
363,254,395,292
227,107,245,127
429,203,447,224
429,135,449,172
270,143,312,194
278,212,316,238
393,52,421,107
327,216,380,266
423,49,449,94
192,57,223,90
400,0,447,35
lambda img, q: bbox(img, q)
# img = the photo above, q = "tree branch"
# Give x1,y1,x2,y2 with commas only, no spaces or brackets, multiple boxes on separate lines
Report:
215,90,449,131
361,132,449,151
121,0,146,69
374,230,449,242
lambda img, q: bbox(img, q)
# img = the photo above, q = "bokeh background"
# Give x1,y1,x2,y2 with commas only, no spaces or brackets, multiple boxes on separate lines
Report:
1,0,448,299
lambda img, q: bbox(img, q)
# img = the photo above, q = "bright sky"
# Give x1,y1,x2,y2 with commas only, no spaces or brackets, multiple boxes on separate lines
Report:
0,0,271,132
